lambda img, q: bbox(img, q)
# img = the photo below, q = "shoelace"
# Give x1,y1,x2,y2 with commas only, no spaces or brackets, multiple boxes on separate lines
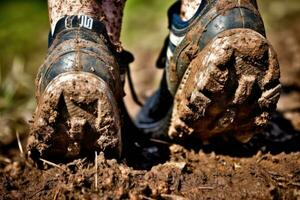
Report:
118,50,143,106
119,37,169,106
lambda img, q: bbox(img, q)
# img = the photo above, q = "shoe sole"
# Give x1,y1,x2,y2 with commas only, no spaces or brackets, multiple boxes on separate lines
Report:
27,72,121,160
169,29,281,143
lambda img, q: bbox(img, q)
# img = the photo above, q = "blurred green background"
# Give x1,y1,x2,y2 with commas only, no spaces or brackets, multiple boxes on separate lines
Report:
0,0,300,145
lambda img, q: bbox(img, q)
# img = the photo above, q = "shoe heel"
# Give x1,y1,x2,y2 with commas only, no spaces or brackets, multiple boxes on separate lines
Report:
27,72,121,160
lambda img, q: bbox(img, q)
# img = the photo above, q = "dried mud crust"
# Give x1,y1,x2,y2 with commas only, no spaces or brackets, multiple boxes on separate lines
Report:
169,29,281,142
1,145,300,200
27,72,121,161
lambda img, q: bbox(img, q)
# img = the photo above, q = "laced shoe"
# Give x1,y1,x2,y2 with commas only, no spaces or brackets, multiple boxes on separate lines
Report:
136,0,281,143
27,16,130,161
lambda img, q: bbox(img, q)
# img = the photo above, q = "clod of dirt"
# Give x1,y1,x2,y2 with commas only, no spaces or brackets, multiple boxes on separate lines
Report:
1,143,300,200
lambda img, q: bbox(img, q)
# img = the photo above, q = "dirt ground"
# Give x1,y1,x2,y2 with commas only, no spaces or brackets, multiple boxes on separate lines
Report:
1,8,300,200
0,126,300,200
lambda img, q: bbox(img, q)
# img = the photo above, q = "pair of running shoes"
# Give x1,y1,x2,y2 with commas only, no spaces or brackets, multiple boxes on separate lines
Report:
27,0,281,161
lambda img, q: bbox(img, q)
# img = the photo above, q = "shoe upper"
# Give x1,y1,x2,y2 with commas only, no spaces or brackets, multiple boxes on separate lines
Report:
166,0,265,95
36,16,124,102
136,0,266,137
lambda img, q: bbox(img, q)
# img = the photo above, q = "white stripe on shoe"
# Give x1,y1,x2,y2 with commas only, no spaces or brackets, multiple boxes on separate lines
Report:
169,32,185,46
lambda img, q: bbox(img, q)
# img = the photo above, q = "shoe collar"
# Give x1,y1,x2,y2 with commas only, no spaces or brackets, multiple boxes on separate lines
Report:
169,0,258,35
168,0,210,35
48,15,107,47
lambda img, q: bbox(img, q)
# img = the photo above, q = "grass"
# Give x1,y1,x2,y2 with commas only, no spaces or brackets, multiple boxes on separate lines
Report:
122,0,173,49
258,0,300,31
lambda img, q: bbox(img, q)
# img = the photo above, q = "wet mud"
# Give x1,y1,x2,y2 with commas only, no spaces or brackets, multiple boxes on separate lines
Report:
1,107,300,199
169,29,280,142
1,137,300,200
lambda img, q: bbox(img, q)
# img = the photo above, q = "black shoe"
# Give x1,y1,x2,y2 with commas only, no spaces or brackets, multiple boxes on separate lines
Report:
136,0,281,143
27,16,129,161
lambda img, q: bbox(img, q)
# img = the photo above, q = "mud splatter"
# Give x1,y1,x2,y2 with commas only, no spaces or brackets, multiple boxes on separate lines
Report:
169,29,280,142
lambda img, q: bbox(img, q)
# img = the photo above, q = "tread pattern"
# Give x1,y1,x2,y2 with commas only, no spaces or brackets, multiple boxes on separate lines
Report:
27,72,121,161
169,29,281,143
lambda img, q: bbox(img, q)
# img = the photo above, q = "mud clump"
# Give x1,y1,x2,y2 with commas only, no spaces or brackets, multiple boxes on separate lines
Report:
28,72,121,161
1,140,300,200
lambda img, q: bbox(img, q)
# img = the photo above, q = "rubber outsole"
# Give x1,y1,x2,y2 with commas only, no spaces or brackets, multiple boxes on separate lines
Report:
27,72,121,161
169,29,281,143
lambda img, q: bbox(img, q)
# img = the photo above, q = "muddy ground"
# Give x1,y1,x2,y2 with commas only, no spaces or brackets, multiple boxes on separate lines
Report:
1,9,300,200
0,123,300,200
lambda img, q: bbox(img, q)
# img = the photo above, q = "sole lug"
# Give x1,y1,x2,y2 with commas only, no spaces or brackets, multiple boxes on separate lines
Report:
169,29,281,142
27,72,121,161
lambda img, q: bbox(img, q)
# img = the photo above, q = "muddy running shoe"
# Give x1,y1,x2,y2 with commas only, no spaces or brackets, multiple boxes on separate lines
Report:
136,0,281,143
27,16,127,161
